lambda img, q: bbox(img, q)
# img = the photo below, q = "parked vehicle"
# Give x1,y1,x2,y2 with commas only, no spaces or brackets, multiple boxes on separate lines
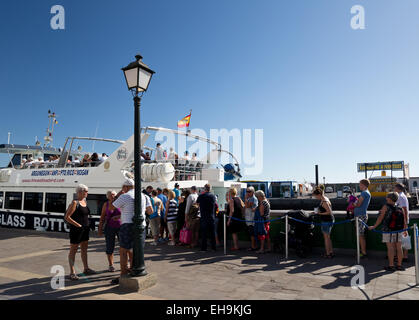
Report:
325,186,334,193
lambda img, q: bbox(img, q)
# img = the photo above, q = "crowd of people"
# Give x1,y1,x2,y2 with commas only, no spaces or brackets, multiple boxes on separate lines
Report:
311,179,411,271
63,181,273,283
141,143,199,163
20,152,109,169
63,178,413,283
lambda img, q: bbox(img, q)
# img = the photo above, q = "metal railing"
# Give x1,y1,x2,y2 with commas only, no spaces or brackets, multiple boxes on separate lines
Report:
124,159,206,182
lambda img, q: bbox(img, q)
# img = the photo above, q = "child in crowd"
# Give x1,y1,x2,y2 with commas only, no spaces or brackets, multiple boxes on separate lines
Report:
346,190,358,219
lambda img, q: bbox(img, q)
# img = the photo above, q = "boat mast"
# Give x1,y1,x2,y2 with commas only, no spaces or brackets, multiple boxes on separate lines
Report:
44,110,57,147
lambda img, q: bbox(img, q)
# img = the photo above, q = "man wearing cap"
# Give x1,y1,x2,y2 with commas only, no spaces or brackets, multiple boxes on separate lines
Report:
109,178,152,285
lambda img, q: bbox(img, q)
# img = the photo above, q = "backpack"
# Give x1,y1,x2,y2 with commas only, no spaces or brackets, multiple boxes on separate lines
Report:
387,205,405,231
188,202,200,219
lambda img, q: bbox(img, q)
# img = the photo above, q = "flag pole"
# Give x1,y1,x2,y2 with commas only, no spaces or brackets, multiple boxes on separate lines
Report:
187,109,192,133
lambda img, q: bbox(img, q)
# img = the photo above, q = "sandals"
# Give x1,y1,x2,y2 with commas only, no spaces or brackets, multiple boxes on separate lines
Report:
247,247,258,251
108,265,115,272
321,253,332,259
83,268,97,275
396,265,405,271
69,273,79,281
256,250,265,254
230,247,240,251
110,277,119,285
384,266,396,272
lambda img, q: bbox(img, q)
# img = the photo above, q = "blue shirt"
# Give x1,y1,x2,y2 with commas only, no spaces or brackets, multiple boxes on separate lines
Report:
157,194,167,217
173,188,181,204
354,190,371,217
247,195,258,209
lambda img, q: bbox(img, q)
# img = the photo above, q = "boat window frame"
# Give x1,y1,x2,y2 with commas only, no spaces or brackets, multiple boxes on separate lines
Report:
45,192,67,214
23,192,44,212
0,191,3,209
4,191,23,210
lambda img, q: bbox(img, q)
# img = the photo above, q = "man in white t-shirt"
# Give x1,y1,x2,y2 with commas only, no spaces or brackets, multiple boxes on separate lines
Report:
168,147,177,161
395,183,410,261
155,143,165,162
110,178,152,284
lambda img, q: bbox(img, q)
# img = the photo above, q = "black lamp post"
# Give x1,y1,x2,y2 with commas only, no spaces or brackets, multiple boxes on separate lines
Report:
122,54,155,277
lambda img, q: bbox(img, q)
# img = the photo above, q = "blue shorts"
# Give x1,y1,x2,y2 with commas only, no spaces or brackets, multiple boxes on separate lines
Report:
119,223,134,250
321,223,333,235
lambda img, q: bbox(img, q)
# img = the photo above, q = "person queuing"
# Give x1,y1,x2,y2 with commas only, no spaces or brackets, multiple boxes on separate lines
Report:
148,190,163,246
394,183,410,262
254,190,271,254
185,186,200,248
369,192,407,271
65,184,96,280
312,187,335,258
227,187,244,251
352,179,371,259
158,188,169,242
98,190,121,272
165,190,179,246
173,183,181,204
244,186,258,251
196,184,217,252
176,190,190,245
109,179,153,285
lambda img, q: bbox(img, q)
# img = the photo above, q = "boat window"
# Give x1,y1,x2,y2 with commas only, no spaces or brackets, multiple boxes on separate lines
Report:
45,193,67,213
24,192,43,212
5,192,23,210
9,154,21,168
0,192,3,208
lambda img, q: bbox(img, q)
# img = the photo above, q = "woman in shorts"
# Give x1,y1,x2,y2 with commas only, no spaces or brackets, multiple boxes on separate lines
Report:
312,187,335,258
369,192,406,271
65,184,96,280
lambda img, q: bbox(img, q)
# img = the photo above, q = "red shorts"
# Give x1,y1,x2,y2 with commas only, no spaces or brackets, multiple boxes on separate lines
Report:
257,222,270,241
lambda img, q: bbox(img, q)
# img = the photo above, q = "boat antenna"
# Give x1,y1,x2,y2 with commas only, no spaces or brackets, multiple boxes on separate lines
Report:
44,110,58,147
92,121,100,152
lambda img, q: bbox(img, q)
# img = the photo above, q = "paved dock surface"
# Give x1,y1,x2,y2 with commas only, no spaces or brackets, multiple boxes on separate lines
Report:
0,228,418,300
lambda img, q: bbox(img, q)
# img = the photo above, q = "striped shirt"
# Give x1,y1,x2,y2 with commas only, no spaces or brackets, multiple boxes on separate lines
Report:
166,199,178,222
260,199,270,221
113,190,152,226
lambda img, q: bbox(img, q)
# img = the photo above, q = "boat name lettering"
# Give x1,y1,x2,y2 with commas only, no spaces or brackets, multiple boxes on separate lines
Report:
31,169,89,177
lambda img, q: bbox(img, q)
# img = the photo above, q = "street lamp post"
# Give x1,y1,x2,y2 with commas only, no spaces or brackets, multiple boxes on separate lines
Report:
122,54,155,277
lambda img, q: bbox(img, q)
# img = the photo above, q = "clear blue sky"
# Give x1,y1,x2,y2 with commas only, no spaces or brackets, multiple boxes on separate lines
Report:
0,0,418,183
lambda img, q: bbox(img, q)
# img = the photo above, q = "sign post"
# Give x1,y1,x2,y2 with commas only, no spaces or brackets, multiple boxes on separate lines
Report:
356,217,360,265
285,214,289,260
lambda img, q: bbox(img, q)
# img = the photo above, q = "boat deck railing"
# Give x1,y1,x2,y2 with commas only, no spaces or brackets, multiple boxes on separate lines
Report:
11,160,104,170
10,159,209,182
125,159,207,182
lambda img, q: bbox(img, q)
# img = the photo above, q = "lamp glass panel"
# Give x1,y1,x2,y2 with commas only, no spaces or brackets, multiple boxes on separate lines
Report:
138,68,152,91
124,68,138,89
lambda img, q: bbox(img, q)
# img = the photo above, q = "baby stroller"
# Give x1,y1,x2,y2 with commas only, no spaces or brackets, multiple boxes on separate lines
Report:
273,210,314,258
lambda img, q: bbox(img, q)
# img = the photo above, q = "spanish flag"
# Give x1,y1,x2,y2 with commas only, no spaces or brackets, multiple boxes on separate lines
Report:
177,113,191,128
